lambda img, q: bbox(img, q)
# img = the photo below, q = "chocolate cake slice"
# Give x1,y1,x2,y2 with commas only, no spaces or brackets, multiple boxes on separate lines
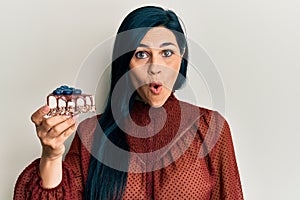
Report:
46,85,96,116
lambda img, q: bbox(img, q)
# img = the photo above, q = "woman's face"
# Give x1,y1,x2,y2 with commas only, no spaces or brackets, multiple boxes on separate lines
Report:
129,27,183,108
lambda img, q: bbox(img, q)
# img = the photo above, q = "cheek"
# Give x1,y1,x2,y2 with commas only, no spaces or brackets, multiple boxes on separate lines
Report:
129,68,149,88
164,58,182,87
129,59,136,70
166,56,182,72
129,58,148,69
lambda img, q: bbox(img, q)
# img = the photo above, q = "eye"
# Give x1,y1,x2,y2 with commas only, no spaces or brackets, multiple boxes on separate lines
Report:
162,49,174,57
135,51,149,59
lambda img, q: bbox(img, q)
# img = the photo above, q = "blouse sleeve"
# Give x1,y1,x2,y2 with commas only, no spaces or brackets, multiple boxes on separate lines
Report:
13,133,85,200
202,111,244,200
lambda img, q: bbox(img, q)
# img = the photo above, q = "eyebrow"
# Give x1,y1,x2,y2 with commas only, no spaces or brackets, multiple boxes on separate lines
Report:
138,42,177,48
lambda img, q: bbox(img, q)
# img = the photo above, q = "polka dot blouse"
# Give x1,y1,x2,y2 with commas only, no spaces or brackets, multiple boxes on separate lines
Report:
14,94,244,199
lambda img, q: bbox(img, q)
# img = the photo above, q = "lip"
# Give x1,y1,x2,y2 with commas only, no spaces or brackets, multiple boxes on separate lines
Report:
149,82,162,95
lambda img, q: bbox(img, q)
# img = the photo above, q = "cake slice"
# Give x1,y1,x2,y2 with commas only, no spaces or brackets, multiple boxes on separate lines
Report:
46,85,96,116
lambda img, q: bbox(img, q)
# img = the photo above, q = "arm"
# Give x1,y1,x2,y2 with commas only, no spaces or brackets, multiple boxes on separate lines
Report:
14,134,85,200
13,158,79,200
13,106,82,199
36,108,77,188
203,111,244,200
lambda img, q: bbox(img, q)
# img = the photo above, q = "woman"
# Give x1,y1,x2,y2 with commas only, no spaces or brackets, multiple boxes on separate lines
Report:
14,6,243,200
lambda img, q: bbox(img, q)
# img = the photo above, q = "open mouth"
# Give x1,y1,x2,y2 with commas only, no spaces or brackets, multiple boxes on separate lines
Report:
149,82,162,95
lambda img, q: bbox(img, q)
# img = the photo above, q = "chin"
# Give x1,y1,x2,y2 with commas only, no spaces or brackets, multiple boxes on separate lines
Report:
149,101,165,108
147,96,169,108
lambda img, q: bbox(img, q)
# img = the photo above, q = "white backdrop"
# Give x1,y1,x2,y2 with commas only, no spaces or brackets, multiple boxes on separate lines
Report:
1,0,299,199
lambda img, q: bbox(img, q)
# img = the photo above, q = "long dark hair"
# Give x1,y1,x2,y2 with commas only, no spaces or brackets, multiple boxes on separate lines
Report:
84,6,189,199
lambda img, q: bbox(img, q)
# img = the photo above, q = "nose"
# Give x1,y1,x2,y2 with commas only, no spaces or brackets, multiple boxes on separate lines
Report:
148,54,162,75
148,64,161,75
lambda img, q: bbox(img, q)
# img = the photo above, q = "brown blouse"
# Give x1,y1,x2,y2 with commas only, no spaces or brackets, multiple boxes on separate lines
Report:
14,94,243,199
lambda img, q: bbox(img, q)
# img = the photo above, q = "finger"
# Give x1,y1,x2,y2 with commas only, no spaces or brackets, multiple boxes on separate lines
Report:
31,105,50,126
40,115,71,133
55,123,78,144
41,123,77,152
45,124,77,149
47,117,76,138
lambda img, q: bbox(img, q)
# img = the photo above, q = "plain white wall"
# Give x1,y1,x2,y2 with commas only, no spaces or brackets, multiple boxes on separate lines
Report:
1,0,299,199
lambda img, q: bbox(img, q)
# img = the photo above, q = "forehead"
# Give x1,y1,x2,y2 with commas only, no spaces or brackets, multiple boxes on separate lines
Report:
139,27,178,47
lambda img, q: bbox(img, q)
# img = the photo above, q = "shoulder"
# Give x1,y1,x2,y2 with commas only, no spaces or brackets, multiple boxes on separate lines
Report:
177,100,230,143
178,99,228,127
178,100,233,158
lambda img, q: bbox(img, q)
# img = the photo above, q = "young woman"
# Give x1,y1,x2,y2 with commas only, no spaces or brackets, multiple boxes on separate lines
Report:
14,6,243,200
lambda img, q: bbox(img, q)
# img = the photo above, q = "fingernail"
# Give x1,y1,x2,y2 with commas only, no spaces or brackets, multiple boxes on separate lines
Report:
43,105,49,112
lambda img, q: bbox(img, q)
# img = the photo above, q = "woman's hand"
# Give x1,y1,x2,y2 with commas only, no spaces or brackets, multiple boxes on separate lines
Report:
31,105,78,161
31,105,78,188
